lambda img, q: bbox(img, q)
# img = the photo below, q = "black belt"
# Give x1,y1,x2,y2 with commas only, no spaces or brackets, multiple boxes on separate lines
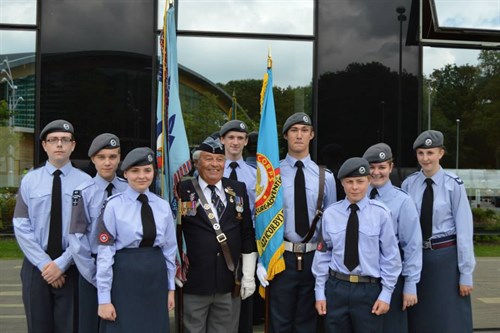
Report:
329,270,380,284
423,235,457,250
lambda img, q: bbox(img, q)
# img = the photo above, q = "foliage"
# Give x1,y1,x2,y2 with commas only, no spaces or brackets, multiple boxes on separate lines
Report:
472,208,500,231
474,243,500,257
0,187,17,233
427,50,500,168
0,237,23,259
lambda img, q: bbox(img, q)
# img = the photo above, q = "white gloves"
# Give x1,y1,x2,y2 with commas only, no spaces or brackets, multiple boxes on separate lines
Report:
240,252,258,300
256,262,269,287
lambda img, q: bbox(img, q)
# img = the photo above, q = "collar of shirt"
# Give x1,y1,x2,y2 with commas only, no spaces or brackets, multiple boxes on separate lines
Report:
418,166,444,185
45,160,72,176
123,186,153,202
198,177,226,203
225,158,244,171
94,173,115,191
284,153,312,169
342,196,369,212
372,180,393,198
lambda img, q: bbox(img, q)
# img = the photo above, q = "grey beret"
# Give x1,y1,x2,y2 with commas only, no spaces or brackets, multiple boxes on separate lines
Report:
362,143,393,163
197,136,225,155
121,147,155,171
40,119,74,140
220,120,248,137
338,157,370,180
88,133,120,157
413,130,444,150
282,112,312,134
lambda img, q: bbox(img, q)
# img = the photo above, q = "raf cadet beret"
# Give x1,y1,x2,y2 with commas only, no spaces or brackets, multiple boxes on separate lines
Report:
88,133,120,157
220,120,248,137
413,130,444,150
197,135,225,155
40,119,74,140
337,157,370,180
362,143,393,163
121,147,155,171
282,112,312,134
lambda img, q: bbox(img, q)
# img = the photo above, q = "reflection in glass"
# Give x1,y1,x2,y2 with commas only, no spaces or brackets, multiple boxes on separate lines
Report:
0,30,35,232
175,36,313,146
0,0,37,25
176,0,314,35
433,0,500,31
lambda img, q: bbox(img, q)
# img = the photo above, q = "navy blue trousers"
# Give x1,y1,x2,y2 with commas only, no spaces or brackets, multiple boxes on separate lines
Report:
269,251,317,333
324,276,383,333
21,258,78,333
381,274,407,333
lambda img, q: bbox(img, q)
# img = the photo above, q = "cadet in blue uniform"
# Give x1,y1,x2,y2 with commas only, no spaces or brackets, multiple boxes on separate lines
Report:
13,119,91,333
402,130,475,333
362,143,422,332
220,120,258,333
257,113,337,333
312,157,402,333
69,133,128,333
178,135,257,333
96,147,177,333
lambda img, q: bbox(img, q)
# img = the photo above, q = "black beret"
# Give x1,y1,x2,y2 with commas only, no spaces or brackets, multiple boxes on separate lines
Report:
121,147,155,171
413,130,444,150
338,157,370,179
40,119,74,140
362,143,393,163
220,120,248,137
88,133,120,157
282,112,312,134
197,136,225,155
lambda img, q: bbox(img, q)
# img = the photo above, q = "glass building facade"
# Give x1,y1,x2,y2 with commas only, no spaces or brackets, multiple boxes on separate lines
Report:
0,0,499,222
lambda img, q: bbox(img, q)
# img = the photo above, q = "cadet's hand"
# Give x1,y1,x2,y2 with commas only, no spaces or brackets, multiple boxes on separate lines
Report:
41,262,63,284
241,276,256,300
459,284,473,297
168,290,175,311
402,293,417,310
372,299,390,315
50,275,66,289
315,300,327,316
256,263,269,287
98,303,117,321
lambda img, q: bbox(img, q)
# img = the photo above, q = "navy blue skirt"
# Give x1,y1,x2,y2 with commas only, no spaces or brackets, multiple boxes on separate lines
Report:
100,247,169,333
408,245,472,333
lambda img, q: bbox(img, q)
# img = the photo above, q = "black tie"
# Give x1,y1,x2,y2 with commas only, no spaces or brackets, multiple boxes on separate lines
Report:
294,160,309,237
105,183,114,197
229,162,239,181
208,185,225,217
47,170,63,259
369,188,378,199
344,204,359,271
420,178,434,240
137,194,156,247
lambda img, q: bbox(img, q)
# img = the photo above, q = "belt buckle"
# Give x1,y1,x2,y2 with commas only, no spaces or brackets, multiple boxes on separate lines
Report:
349,275,359,283
216,233,227,243
293,243,306,253
423,240,432,250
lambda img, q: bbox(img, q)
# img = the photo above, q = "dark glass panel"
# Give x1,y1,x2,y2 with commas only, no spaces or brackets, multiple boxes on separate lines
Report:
39,0,155,166
317,0,419,184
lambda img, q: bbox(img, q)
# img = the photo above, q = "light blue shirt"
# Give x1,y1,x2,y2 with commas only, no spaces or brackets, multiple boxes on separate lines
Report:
369,181,422,295
401,167,475,286
68,174,128,286
280,154,337,242
224,158,256,218
96,186,177,304
312,197,402,304
13,161,91,272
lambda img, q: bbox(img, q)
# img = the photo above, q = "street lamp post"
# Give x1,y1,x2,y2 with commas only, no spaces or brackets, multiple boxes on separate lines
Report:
396,6,406,171
456,118,460,170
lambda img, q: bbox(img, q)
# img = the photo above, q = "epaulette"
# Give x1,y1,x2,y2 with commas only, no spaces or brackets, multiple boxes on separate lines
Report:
370,199,391,213
77,179,96,191
444,172,464,185
116,176,127,183
106,192,123,202
325,168,333,174
392,186,409,195
406,171,419,178
245,162,257,169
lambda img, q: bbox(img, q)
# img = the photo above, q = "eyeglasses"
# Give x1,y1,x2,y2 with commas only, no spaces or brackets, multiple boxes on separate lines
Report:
45,137,74,145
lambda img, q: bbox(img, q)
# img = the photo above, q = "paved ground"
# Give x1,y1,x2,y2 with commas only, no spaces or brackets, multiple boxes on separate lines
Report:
1,258,499,332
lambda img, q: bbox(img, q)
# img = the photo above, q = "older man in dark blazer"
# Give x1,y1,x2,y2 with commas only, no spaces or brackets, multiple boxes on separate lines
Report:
178,135,257,333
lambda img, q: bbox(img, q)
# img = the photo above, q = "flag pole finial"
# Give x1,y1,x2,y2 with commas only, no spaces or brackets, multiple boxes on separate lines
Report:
267,47,272,69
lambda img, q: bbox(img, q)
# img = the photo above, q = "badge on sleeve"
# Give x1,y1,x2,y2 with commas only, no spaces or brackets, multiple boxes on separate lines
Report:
72,190,81,206
96,215,114,246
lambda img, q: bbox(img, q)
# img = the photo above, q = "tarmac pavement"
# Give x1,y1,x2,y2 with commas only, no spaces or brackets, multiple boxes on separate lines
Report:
1,258,499,332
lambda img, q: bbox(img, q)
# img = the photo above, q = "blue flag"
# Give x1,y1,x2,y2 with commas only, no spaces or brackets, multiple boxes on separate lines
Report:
255,56,285,298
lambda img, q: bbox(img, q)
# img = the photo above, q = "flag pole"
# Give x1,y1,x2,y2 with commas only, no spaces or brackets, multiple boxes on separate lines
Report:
264,47,272,333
